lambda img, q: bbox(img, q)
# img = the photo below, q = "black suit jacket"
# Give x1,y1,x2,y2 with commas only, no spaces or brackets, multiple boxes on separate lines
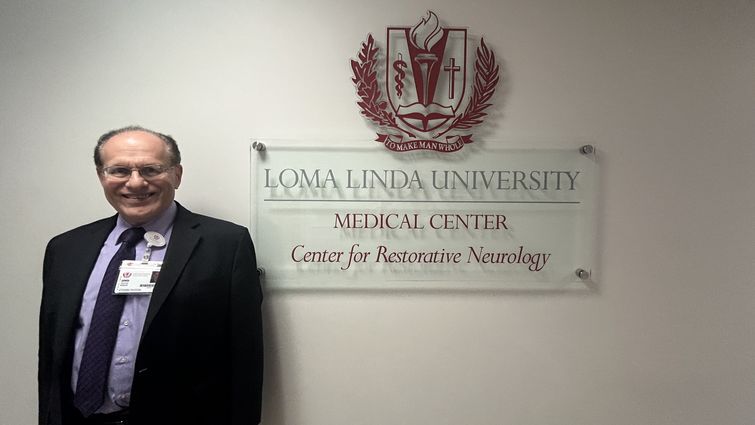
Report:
39,203,263,425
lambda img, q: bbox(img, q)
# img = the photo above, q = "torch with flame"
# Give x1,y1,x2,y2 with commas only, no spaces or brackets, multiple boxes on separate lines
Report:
409,11,443,106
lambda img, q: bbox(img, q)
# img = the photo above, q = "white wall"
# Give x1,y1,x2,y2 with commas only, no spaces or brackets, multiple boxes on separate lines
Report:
2,0,754,424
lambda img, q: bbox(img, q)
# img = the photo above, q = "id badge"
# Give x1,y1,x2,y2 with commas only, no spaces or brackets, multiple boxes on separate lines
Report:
114,260,162,295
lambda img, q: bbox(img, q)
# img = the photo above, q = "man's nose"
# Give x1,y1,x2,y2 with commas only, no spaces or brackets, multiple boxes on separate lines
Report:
124,169,148,187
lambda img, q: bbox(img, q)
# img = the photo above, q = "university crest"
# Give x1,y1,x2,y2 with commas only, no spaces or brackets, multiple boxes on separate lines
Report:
351,11,500,153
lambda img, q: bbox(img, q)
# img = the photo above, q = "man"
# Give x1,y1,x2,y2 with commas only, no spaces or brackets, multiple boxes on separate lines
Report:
39,126,263,425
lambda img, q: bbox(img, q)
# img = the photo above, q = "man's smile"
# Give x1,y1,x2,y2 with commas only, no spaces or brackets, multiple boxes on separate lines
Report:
122,193,155,201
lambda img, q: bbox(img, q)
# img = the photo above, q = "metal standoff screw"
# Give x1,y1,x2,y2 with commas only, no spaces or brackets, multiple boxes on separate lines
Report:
256,267,265,276
579,144,594,155
575,268,590,280
252,141,266,151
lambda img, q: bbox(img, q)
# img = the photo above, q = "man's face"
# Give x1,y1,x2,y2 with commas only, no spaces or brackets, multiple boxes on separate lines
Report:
97,130,183,226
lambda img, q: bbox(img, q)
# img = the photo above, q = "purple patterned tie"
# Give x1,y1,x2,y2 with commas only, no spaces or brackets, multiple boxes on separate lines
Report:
74,227,145,417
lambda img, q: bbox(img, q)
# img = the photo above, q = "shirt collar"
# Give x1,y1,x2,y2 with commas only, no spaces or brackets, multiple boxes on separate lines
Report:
113,201,177,239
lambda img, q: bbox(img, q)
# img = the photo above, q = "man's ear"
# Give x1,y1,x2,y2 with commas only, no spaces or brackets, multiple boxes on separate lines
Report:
173,164,183,189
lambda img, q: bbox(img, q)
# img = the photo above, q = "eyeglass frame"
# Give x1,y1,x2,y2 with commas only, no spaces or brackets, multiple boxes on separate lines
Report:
98,164,177,181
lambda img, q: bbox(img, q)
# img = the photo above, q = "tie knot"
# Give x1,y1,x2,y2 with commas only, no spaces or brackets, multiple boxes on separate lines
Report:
117,227,146,247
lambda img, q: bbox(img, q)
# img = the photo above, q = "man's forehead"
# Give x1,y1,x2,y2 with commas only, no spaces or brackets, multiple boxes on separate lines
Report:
106,130,163,146
101,131,168,158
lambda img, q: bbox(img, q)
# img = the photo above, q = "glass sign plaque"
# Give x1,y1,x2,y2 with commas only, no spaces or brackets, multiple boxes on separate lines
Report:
251,141,598,290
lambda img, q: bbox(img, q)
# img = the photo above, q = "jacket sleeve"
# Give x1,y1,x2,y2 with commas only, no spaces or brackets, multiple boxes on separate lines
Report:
230,229,264,424
39,240,54,425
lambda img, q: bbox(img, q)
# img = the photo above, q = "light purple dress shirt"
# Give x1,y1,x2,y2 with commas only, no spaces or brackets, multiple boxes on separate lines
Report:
72,202,177,413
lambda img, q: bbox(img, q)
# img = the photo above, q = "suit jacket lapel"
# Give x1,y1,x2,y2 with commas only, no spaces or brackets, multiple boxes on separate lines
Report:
53,216,116,370
142,204,201,337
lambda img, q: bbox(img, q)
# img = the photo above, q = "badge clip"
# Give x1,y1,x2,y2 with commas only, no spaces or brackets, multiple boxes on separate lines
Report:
141,231,166,262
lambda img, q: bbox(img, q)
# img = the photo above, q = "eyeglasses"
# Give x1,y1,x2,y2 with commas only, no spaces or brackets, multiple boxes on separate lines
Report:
100,164,174,181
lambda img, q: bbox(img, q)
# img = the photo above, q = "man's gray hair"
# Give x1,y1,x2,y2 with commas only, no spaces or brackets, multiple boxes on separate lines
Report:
94,125,182,168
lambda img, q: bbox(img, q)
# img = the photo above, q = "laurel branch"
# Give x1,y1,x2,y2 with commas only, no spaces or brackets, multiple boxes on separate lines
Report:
435,38,500,138
351,35,415,138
